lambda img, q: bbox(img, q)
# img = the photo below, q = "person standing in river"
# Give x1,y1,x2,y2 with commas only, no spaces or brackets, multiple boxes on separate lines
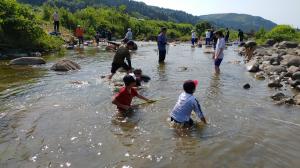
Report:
191,30,196,47
53,11,59,33
225,28,230,43
123,28,133,43
108,41,135,80
238,29,244,42
213,31,226,74
157,27,168,63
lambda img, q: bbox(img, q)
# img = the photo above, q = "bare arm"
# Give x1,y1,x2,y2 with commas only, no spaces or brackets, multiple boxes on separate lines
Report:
136,94,150,102
215,48,224,59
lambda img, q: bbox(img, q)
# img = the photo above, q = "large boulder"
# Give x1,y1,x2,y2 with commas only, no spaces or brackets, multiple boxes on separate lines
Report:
287,57,300,67
246,60,260,72
265,39,276,47
292,72,300,80
245,41,257,48
51,59,81,71
279,41,298,49
9,57,46,65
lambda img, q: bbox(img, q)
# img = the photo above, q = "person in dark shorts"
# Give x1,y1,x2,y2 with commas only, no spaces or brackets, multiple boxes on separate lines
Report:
157,27,168,63
108,41,135,79
238,29,244,42
225,28,230,43
214,31,226,74
94,31,101,46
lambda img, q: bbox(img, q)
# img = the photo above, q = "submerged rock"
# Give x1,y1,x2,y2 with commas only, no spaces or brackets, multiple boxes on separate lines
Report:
9,57,46,65
51,59,81,71
287,57,300,67
255,72,266,80
293,94,300,105
243,83,251,89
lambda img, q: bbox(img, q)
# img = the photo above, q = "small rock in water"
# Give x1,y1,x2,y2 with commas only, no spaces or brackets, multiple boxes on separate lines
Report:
255,72,265,80
243,83,251,89
271,92,285,101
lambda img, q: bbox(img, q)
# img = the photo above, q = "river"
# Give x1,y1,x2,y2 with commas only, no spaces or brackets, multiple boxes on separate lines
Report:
0,42,299,168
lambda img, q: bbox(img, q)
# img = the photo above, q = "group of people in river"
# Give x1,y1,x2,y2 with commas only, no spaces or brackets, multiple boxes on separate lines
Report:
50,10,239,127
105,26,232,127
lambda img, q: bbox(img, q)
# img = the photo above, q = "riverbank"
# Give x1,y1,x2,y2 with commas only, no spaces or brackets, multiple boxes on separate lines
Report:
239,40,300,105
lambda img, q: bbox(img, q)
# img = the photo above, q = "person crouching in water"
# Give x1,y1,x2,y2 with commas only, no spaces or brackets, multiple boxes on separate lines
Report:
112,75,153,115
170,80,207,127
213,31,226,74
133,69,151,87
108,41,135,79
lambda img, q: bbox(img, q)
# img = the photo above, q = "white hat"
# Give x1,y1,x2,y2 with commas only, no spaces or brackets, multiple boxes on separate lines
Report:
128,28,131,31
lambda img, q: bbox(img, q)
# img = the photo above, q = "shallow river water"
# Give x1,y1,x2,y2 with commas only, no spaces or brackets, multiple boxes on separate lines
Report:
0,42,299,168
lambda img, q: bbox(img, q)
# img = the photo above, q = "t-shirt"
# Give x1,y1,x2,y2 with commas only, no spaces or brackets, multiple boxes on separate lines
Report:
170,92,204,122
112,46,131,65
205,31,210,38
192,32,196,39
157,33,167,51
53,13,59,21
125,31,133,40
75,28,84,37
215,38,226,59
115,87,138,110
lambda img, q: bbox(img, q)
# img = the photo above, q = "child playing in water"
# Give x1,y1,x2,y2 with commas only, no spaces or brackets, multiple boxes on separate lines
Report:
214,31,226,74
133,69,151,87
170,80,207,127
112,75,153,113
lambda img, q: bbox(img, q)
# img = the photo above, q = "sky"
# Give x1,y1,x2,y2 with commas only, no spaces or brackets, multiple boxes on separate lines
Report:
135,0,300,28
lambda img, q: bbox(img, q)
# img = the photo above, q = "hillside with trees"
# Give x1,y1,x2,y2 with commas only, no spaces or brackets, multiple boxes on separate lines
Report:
18,0,277,32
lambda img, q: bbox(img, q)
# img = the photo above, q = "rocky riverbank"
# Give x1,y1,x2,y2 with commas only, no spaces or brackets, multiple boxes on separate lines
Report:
240,40,300,105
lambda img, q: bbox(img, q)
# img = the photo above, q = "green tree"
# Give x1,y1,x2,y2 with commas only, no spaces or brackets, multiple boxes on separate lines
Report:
195,21,212,36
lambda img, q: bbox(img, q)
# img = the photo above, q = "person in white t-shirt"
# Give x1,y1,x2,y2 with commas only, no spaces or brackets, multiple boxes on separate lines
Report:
191,30,196,46
214,31,226,74
205,30,211,45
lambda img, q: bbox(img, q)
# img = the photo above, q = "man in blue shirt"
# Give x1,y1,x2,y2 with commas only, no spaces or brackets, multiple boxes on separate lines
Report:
157,27,168,63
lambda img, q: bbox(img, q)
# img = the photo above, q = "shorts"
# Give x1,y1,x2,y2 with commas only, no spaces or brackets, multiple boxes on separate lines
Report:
111,62,130,73
214,58,223,67
170,117,194,127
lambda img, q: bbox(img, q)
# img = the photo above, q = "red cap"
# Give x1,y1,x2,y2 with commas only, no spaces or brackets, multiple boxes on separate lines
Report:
193,80,198,87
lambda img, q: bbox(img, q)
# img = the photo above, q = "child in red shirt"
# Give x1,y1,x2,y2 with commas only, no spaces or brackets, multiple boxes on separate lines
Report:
112,75,152,113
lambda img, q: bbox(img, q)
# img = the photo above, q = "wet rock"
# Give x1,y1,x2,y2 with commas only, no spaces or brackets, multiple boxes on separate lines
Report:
293,94,300,105
51,59,81,71
238,47,245,55
292,72,300,80
9,57,46,65
255,72,265,80
287,66,300,74
246,60,260,72
271,92,285,101
243,83,251,89
245,41,257,48
268,80,283,88
238,42,246,47
29,52,42,57
265,39,276,47
287,57,300,67
289,80,300,87
279,41,298,48
277,50,287,57
6,53,29,58
264,65,286,75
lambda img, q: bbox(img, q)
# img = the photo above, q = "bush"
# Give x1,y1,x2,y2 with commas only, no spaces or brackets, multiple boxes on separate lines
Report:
266,25,297,42
0,0,63,51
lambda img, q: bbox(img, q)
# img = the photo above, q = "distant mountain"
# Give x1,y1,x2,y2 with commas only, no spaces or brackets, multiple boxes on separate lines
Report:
199,13,277,32
18,0,277,32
